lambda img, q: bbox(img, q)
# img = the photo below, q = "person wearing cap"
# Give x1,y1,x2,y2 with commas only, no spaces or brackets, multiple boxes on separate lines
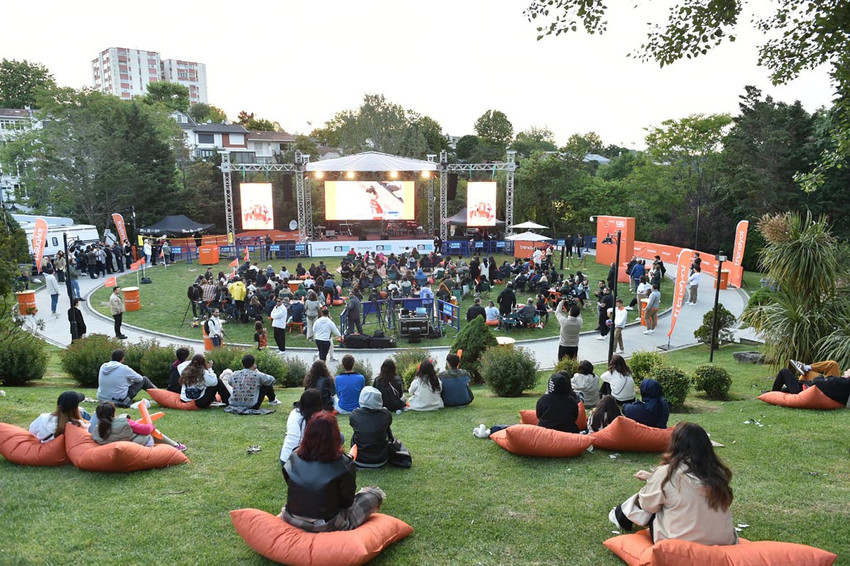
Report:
349,386,396,468
97,349,158,407
109,287,127,339
29,391,90,443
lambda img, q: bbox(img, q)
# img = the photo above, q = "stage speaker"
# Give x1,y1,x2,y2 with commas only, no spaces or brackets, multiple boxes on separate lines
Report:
359,235,367,241
282,176,293,202
447,174,458,200
408,328,421,344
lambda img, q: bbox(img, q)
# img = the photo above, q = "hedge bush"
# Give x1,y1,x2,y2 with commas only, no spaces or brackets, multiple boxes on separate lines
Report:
122,339,152,375
351,359,374,385
650,365,691,411
393,348,432,390
0,329,48,386
253,350,290,387
629,351,665,384
62,334,123,387
553,356,580,378
204,347,244,373
139,343,181,388
481,346,538,397
450,316,498,383
693,364,732,400
694,304,737,350
282,357,308,388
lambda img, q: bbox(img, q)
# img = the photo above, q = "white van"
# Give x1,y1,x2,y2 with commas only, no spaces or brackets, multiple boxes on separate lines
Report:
13,214,101,257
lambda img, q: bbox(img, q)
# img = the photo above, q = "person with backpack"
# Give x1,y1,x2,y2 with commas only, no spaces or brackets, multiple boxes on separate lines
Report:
205,309,223,348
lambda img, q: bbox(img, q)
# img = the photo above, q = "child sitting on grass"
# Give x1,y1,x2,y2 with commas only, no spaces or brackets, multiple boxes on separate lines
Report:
254,321,268,350
92,402,186,451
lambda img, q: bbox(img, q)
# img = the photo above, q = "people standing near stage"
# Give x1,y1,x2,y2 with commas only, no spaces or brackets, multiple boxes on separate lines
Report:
207,309,223,348
687,266,701,305
313,308,341,362
270,297,288,353
346,288,363,335
497,282,517,317
112,242,124,272
109,287,127,339
68,298,86,341
123,240,133,268
644,285,661,334
596,286,614,340
45,268,61,315
555,301,582,360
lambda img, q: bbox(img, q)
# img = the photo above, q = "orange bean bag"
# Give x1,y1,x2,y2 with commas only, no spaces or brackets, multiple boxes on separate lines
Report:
64,424,188,472
589,416,673,452
489,424,593,457
147,388,199,411
485,319,499,327
603,530,837,566
0,423,71,466
230,508,413,566
758,386,844,410
519,402,587,431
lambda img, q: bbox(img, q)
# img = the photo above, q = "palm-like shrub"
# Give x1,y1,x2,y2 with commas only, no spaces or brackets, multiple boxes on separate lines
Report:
450,316,498,383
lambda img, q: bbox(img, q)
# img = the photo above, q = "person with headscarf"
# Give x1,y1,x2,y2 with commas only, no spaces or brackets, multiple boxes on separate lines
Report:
349,386,395,468
623,379,670,429
536,372,580,433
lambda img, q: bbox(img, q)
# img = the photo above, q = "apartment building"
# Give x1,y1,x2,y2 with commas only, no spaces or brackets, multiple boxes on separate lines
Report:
91,47,207,104
0,108,37,212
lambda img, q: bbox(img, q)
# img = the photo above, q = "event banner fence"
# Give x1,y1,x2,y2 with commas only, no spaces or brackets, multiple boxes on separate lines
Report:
632,237,746,288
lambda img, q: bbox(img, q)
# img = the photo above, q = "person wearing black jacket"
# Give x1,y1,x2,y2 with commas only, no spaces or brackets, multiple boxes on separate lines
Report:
68,299,87,341
349,387,395,468
373,360,406,412
346,289,363,335
466,297,486,322
497,283,517,316
167,348,191,393
536,372,580,433
282,412,385,532
597,287,614,339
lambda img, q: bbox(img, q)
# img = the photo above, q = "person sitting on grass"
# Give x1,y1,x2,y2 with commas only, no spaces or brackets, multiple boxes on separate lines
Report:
623,379,670,428
571,360,599,409
587,395,622,432
599,354,636,405
97,349,158,408
334,355,365,415
304,360,336,412
229,354,280,409
771,366,850,407
281,412,386,532
92,401,186,451
438,353,474,407
408,360,443,411
789,359,842,382
350,387,396,468
29,391,90,443
280,389,324,466
179,354,231,408
167,347,191,394
608,422,737,546
373,359,406,412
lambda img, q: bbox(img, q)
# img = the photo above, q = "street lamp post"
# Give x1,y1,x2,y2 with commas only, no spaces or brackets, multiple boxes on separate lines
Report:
603,230,622,362
709,251,727,362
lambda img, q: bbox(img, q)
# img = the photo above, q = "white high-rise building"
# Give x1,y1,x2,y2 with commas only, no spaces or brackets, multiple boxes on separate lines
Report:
91,47,207,105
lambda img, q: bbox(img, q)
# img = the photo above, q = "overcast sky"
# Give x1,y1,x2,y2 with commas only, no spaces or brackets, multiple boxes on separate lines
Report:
5,0,834,149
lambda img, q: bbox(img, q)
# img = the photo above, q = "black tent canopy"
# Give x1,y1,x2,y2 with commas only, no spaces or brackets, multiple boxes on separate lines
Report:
137,215,214,235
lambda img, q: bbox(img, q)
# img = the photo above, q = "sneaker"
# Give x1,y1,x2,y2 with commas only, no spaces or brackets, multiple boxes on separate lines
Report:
595,335,606,341
117,335,129,339
130,399,151,410
329,357,339,361
174,443,187,452
608,507,621,530
268,399,282,406
647,329,655,334
643,330,651,334
790,359,806,375
209,401,226,407
625,306,634,311
473,425,490,438
617,349,625,354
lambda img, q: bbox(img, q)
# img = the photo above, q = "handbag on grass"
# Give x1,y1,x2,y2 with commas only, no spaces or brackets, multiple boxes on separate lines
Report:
388,439,412,468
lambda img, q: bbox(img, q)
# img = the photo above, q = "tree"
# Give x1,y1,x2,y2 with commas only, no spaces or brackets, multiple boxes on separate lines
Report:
188,103,228,123
455,135,480,162
144,81,189,113
0,59,55,108
524,0,850,191
474,110,514,150
237,111,280,132
512,126,557,158
1,88,182,232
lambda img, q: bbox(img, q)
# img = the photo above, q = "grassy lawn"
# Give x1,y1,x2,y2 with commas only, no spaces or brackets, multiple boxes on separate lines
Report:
1,344,848,565
87,256,672,347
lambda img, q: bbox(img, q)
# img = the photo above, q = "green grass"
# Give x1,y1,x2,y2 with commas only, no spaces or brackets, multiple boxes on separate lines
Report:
1,344,848,565
87,256,672,347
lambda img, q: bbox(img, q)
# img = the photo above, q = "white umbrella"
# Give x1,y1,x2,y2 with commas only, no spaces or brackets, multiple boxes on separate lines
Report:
510,221,548,230
505,231,553,241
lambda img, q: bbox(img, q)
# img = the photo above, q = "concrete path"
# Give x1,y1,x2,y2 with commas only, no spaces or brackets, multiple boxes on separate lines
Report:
25,260,751,372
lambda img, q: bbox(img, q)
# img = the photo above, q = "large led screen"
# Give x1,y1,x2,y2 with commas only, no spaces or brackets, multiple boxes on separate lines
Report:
240,183,274,230
466,181,497,227
324,181,414,221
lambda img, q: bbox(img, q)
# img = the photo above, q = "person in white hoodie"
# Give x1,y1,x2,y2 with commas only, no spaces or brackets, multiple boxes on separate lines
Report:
44,268,61,315
270,297,288,353
96,349,157,407
29,391,90,443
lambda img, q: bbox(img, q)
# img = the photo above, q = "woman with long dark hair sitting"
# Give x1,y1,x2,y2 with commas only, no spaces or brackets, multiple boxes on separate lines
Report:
303,360,335,412
279,389,323,466
179,354,231,408
281,412,385,532
408,360,443,411
609,422,737,545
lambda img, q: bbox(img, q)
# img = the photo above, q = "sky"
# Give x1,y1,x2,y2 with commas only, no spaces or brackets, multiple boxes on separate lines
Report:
4,0,835,149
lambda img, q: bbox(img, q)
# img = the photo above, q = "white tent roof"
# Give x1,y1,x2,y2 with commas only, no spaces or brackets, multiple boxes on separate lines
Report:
305,151,438,172
510,221,548,230
505,231,552,241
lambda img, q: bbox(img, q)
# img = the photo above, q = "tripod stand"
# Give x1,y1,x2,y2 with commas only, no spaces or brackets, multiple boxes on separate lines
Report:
180,301,193,327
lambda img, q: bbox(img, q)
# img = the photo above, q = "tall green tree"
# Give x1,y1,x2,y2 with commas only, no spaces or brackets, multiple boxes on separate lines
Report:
474,110,514,152
0,59,55,109
188,102,228,123
144,81,189,113
237,111,280,131
512,126,557,158
1,88,182,231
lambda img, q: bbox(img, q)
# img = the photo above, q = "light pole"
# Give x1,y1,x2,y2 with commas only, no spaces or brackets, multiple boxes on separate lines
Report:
709,251,727,362
602,229,622,362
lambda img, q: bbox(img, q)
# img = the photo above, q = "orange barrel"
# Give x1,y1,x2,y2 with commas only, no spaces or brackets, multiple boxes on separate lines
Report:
640,298,649,326
202,328,213,351
199,246,220,265
124,286,141,311
719,269,730,290
16,290,37,316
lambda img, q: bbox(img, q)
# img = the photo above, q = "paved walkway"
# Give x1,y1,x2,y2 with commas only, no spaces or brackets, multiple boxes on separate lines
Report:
26,261,751,372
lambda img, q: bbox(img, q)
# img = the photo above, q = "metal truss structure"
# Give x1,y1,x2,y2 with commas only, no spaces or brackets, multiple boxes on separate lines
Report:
439,150,517,241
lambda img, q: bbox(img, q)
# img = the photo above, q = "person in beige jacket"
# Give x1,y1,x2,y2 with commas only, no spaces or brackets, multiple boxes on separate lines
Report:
109,287,127,339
